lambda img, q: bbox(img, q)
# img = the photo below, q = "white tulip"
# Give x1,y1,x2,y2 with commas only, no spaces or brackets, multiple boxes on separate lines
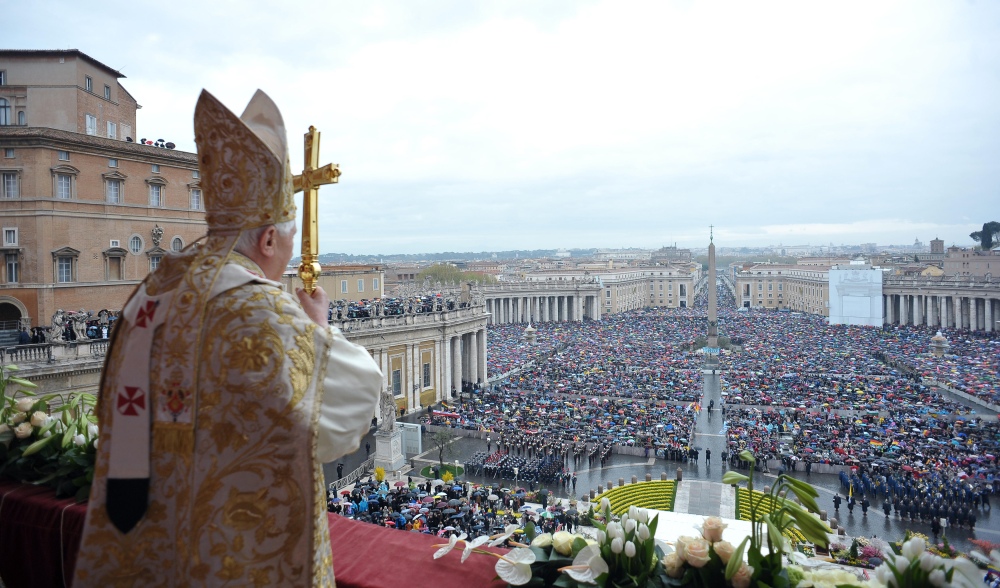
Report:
73,434,86,447
600,497,610,512
637,523,650,542
902,537,926,560
597,530,606,544
88,423,99,438
628,505,639,521
635,508,648,524
611,537,624,554
624,518,636,534
919,552,938,572
624,540,636,558
874,564,894,586
928,569,945,587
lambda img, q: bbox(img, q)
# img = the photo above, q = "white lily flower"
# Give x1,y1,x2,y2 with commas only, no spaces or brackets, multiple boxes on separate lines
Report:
495,547,536,586
489,524,519,547
562,544,609,585
461,536,490,563
433,532,467,559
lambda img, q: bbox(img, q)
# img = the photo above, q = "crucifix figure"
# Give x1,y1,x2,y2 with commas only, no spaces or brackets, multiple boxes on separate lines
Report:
293,126,340,294
709,224,714,242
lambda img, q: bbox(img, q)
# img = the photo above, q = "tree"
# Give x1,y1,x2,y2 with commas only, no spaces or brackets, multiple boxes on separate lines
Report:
970,221,1000,251
416,264,497,285
431,429,457,474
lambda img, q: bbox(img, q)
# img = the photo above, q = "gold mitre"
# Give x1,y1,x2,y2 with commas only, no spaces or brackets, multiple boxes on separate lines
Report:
193,89,296,232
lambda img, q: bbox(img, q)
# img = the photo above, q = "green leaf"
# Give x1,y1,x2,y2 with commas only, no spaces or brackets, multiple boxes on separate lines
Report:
8,377,38,388
529,546,550,562
763,515,783,551
571,536,588,557
726,537,748,580
21,434,59,457
722,471,749,485
525,520,537,541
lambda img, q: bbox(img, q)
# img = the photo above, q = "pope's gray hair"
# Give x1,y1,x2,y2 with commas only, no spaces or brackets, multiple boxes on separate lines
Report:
233,220,295,257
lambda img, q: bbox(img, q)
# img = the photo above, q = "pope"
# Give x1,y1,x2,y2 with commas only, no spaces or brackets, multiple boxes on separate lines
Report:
73,90,382,587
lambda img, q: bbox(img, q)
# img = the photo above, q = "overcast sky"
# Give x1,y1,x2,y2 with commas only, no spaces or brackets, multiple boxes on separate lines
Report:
9,1,1000,254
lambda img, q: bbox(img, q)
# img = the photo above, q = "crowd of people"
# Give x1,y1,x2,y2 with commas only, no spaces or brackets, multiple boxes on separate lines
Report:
327,476,580,539
412,282,999,532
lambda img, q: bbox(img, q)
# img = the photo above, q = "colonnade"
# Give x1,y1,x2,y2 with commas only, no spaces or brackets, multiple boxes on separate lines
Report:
883,293,997,331
484,294,601,324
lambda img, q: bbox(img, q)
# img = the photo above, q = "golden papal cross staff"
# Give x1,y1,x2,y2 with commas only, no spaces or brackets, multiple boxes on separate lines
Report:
292,126,340,294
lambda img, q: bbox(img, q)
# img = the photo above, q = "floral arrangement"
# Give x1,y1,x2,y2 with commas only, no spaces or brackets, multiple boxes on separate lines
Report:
434,501,666,587
871,535,981,588
718,451,832,588
0,364,98,501
785,565,866,587
374,466,386,482
596,480,676,514
660,515,754,588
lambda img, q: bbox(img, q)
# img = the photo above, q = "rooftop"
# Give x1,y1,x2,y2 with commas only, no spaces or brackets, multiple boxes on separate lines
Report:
0,48,127,78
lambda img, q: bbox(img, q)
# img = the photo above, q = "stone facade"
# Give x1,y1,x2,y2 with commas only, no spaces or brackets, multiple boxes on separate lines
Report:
882,275,999,331
736,264,831,314
332,305,488,420
483,281,603,323
281,264,384,303
0,50,205,329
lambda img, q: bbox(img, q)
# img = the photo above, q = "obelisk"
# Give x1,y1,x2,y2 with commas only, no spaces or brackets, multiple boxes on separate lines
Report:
706,227,719,369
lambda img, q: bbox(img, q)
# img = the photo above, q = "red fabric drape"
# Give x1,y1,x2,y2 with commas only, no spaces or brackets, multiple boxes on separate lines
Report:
0,480,506,588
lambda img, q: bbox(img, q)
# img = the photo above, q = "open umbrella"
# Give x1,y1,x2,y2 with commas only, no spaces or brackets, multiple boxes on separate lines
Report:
394,481,407,487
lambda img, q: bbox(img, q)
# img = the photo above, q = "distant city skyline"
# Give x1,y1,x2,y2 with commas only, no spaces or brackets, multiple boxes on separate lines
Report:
8,1,999,254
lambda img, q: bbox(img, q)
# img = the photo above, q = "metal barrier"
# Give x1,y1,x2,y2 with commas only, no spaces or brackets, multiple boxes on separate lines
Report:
328,456,376,494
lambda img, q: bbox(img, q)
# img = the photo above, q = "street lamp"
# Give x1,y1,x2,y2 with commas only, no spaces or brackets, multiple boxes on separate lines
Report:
514,467,519,489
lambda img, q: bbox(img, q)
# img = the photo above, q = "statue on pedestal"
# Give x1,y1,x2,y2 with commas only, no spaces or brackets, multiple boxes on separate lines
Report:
48,309,66,343
379,389,397,432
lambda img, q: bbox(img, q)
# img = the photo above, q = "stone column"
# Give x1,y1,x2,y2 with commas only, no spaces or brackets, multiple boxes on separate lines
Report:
939,296,947,328
443,336,452,399
469,331,479,386
954,296,962,329
916,295,924,326
379,349,389,398
559,296,566,321
405,343,416,411
971,298,979,331
452,336,462,396
478,329,487,383
434,339,443,403
986,299,994,333
900,295,908,326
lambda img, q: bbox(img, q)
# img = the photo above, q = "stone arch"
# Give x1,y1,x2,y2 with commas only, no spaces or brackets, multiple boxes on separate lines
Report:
0,295,29,328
